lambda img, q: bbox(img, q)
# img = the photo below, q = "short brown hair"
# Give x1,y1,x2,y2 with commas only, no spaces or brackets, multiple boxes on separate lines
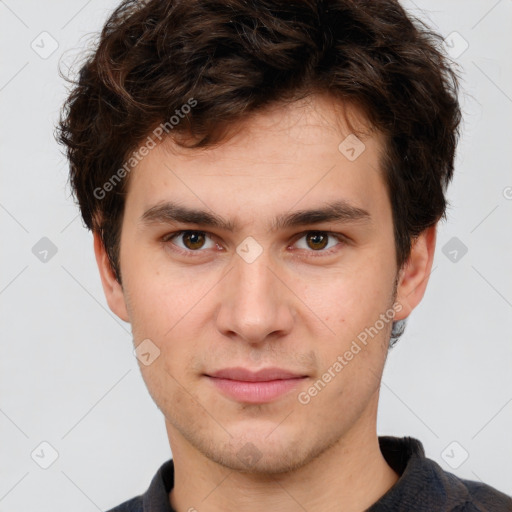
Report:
57,0,461,282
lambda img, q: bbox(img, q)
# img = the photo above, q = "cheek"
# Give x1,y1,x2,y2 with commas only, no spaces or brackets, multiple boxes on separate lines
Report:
299,263,394,335
123,266,217,389
121,252,205,338
298,266,395,398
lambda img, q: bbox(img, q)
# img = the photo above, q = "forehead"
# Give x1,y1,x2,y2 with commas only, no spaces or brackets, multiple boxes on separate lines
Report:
123,95,389,223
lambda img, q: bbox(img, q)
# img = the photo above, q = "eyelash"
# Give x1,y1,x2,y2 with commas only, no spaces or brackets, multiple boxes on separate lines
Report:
161,230,348,258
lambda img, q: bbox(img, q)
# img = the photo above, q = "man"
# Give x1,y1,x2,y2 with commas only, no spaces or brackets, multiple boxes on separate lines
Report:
57,0,512,510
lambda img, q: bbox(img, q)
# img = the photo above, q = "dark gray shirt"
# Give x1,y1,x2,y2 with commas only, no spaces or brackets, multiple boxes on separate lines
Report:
107,437,512,511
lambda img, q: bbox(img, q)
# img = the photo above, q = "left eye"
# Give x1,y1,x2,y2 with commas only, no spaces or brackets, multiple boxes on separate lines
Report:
164,231,216,251
293,231,343,252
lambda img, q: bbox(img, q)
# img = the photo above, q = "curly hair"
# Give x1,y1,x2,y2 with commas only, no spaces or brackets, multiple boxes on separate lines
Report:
57,0,461,283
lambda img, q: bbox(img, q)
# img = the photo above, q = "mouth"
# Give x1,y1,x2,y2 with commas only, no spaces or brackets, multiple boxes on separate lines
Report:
204,367,308,404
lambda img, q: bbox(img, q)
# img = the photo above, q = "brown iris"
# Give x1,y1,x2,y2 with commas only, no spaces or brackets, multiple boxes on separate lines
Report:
182,231,206,250
305,232,329,250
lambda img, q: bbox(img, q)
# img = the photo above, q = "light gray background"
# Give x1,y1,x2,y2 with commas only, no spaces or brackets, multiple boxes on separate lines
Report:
1,1,511,510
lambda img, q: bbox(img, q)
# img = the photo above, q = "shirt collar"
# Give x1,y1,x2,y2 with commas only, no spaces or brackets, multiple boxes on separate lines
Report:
140,436,465,512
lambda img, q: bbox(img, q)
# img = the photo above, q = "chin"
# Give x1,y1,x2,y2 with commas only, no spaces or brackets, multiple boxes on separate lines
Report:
216,448,310,475
199,433,321,475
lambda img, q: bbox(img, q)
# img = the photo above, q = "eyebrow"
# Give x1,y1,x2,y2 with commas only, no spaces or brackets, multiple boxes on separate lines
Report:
140,200,371,232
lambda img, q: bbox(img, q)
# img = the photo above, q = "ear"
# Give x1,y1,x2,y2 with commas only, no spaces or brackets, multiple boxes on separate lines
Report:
394,224,437,321
93,231,130,323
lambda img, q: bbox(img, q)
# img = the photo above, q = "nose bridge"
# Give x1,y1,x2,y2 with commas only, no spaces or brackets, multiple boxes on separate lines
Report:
235,251,275,303
215,246,293,343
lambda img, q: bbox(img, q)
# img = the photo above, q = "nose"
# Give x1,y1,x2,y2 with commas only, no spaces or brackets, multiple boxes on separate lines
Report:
215,250,295,345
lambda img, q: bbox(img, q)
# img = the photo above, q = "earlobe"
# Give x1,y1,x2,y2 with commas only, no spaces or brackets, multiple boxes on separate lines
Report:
93,232,130,323
394,225,437,321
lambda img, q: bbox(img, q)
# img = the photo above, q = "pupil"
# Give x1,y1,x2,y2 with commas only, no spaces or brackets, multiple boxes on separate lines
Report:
186,232,204,249
308,232,327,250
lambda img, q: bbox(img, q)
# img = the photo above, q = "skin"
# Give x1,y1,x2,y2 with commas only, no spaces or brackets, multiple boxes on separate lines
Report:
95,94,436,512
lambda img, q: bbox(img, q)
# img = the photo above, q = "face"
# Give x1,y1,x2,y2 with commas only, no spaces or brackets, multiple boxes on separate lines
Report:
96,94,434,474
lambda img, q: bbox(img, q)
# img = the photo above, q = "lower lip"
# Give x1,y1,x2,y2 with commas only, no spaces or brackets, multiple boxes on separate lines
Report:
207,376,306,403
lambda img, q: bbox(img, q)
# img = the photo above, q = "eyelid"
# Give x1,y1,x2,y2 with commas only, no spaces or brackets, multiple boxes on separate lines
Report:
161,230,210,243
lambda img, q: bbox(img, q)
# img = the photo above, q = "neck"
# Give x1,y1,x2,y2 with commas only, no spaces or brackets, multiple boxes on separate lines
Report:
168,420,398,512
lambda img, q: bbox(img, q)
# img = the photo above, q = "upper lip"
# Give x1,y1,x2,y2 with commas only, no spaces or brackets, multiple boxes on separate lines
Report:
207,367,307,382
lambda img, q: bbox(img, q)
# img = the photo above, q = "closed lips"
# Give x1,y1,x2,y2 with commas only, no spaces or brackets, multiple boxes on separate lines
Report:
206,367,307,382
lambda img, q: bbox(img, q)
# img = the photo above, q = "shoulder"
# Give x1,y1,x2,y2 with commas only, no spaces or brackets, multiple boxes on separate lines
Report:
411,453,512,511
449,476,512,512
373,437,512,511
105,495,144,512
103,458,175,512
